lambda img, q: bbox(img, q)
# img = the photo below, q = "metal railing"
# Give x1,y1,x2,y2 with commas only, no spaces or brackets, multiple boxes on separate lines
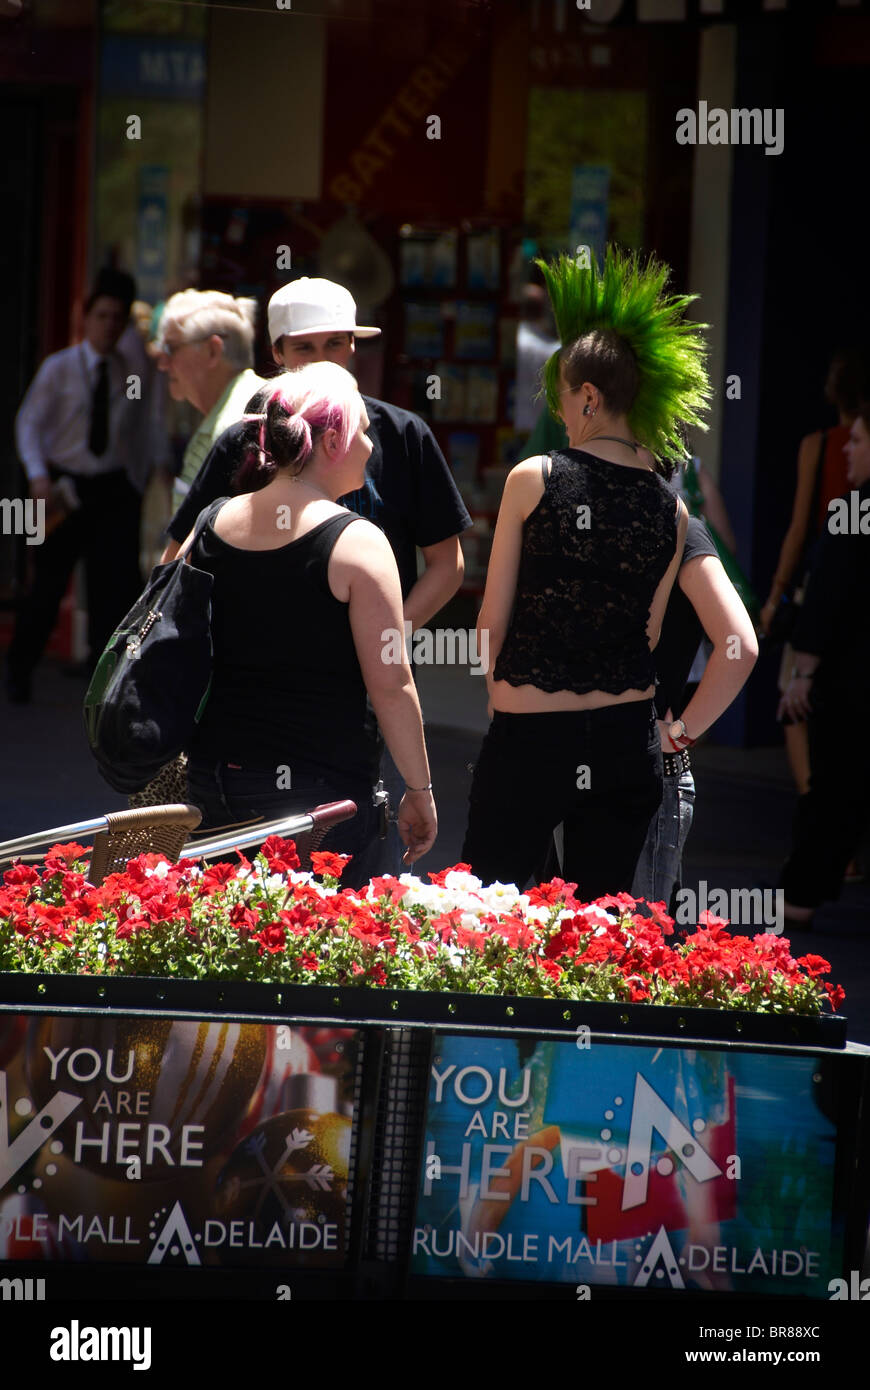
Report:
0,800,357,870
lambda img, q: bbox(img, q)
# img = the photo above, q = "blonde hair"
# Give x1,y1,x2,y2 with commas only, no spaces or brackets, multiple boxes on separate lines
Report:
161,289,257,371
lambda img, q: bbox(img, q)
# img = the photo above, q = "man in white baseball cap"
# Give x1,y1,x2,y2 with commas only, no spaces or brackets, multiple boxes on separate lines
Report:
267,277,381,348
163,275,472,878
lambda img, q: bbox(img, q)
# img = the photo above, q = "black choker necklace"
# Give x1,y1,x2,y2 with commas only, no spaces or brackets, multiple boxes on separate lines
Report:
585,435,639,452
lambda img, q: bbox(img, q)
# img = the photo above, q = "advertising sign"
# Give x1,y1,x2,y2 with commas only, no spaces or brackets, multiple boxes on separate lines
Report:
0,1015,359,1270
412,1035,843,1295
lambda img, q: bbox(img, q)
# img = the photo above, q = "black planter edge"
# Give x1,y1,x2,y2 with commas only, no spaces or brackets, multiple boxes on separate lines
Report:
0,972,847,1050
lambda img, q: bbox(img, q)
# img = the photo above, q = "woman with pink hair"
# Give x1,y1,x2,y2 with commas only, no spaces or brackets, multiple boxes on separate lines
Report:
180,361,437,887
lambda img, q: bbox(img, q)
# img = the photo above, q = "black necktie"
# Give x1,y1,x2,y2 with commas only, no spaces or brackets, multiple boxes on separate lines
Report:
89,359,109,457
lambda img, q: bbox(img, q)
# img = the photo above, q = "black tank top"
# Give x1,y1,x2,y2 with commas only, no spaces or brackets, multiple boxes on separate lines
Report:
188,507,378,781
493,450,679,695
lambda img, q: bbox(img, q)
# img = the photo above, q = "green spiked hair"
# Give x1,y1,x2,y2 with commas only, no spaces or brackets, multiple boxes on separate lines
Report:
538,245,711,465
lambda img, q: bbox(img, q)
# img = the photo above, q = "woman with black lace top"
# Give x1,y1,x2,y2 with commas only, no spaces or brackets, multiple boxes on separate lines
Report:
461,249,710,898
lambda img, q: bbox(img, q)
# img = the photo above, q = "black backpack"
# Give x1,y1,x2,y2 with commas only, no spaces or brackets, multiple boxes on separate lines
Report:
83,500,226,794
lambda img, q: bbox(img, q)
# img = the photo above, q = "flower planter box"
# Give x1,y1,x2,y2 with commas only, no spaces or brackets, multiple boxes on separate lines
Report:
1,848,864,1302
0,969,849,1049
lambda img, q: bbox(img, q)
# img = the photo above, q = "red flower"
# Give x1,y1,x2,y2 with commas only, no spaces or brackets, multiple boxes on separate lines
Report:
544,926,580,960
43,842,88,871
229,903,259,935
824,982,846,1012
3,864,39,888
201,862,237,894
527,878,578,907
367,964,387,986
369,876,405,905
797,953,831,979
260,836,300,873
310,851,350,880
596,891,640,911
297,951,320,972
428,864,472,886
538,957,562,982
115,915,151,941
697,910,731,932
455,923,489,952
256,923,287,955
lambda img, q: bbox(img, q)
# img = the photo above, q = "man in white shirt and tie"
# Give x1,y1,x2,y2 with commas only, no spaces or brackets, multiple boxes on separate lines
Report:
6,274,146,703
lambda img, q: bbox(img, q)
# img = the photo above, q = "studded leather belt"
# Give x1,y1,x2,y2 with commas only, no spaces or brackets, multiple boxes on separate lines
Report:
662,748,691,778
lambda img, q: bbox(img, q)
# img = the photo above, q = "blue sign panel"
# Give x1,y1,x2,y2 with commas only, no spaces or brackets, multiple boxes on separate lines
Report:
101,36,206,103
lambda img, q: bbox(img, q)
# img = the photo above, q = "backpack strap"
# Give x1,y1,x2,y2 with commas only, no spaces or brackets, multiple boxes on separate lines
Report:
177,497,230,566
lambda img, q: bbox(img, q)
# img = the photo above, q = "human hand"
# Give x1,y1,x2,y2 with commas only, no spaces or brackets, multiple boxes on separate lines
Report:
397,789,437,866
29,477,51,503
656,718,674,752
778,674,813,723
759,598,779,637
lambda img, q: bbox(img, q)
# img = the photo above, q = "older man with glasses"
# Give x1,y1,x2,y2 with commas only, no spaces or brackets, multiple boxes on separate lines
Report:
155,290,265,512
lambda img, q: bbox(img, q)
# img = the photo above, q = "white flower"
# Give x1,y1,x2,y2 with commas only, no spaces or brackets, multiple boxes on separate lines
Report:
443,869,483,893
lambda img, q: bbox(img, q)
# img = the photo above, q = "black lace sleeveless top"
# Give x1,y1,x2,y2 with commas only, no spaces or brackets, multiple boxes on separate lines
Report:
493,450,679,695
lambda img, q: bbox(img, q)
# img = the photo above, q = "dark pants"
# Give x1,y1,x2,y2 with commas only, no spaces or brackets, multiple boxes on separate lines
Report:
7,469,142,678
186,759,382,892
780,705,870,909
461,700,663,899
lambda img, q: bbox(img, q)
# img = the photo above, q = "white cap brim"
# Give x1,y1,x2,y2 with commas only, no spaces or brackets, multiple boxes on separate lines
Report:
279,322,381,339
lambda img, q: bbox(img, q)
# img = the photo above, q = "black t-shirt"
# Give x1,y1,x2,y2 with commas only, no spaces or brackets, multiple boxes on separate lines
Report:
653,514,719,719
168,394,472,599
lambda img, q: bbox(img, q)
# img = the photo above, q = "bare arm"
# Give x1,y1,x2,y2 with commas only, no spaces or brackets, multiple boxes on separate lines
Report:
478,458,546,704
760,432,822,631
646,497,689,650
672,554,759,742
331,520,437,865
160,538,182,564
403,534,465,630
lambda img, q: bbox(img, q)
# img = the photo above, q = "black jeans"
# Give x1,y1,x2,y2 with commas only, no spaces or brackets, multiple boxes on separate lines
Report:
461,700,663,899
186,759,381,891
8,468,142,678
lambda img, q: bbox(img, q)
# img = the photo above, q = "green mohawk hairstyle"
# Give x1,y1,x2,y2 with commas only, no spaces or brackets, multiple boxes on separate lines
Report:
538,245,711,464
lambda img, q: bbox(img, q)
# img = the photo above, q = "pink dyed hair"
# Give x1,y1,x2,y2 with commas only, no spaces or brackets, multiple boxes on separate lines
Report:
259,361,363,470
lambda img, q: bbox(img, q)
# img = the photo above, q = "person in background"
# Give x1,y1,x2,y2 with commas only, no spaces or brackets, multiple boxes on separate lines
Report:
514,280,560,433
155,289,265,513
6,271,147,702
462,247,710,898
181,362,437,888
760,349,870,798
162,277,472,878
629,517,758,910
777,403,870,924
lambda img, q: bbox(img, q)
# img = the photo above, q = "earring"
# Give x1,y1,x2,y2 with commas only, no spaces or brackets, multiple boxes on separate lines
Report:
583,404,597,417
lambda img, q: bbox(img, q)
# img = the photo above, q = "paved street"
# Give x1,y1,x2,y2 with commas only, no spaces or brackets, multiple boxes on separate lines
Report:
1,659,867,1041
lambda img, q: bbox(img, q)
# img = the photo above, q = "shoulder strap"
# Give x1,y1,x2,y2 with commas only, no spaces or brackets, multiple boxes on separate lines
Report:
541,452,553,484
178,497,229,565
